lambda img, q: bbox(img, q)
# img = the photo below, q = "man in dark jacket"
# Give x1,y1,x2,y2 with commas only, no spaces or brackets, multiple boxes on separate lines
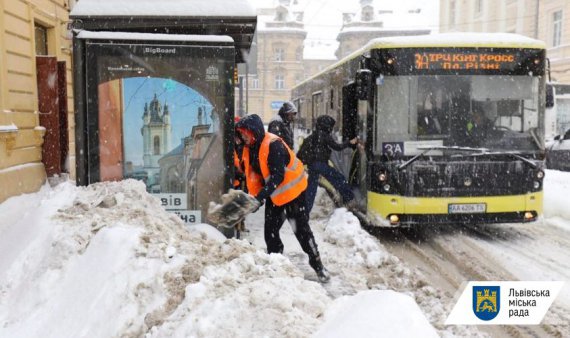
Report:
235,114,330,283
301,115,358,214
268,101,297,148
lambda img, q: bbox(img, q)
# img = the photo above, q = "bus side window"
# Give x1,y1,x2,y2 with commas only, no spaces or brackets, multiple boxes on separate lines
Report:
342,83,358,141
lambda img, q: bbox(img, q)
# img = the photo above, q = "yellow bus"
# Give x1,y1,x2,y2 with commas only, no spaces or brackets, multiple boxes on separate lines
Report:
292,33,546,226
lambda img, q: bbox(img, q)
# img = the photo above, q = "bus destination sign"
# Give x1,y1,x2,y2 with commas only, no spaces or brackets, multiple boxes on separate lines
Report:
414,52,518,70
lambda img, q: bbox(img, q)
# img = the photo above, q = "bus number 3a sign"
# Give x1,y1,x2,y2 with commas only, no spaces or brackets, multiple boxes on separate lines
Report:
382,142,404,156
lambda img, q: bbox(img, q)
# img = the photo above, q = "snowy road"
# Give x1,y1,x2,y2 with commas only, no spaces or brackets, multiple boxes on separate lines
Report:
1,171,568,337
375,220,570,337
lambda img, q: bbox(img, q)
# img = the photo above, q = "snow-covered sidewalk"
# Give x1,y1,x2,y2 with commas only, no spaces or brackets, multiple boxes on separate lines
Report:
0,180,448,337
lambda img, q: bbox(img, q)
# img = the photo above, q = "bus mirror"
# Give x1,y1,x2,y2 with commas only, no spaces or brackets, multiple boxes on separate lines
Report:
546,84,554,108
356,69,372,100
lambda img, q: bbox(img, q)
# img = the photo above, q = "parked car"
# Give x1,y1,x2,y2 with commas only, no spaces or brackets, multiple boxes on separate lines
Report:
546,130,570,171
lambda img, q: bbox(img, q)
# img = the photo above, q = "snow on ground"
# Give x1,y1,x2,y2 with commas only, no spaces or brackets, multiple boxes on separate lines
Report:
462,169,570,312
1,169,569,337
0,179,438,337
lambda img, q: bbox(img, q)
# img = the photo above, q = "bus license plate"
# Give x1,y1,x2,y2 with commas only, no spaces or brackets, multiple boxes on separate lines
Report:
448,203,486,214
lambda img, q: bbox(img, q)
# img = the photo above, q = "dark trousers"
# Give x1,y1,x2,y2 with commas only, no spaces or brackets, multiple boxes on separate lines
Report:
306,161,355,213
264,191,322,271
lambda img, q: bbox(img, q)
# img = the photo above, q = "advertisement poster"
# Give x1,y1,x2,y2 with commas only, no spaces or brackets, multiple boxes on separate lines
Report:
85,41,234,224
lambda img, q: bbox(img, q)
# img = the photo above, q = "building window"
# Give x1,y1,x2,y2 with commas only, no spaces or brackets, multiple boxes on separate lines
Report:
275,74,284,89
35,24,48,55
275,47,285,62
475,0,483,15
296,47,303,61
362,7,373,21
251,77,259,89
154,136,161,155
553,10,563,47
449,0,457,26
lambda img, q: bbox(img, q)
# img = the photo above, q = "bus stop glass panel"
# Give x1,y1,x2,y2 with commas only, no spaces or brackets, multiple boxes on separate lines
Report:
86,42,233,224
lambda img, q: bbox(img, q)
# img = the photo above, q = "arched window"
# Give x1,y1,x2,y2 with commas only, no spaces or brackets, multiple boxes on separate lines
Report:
154,136,161,155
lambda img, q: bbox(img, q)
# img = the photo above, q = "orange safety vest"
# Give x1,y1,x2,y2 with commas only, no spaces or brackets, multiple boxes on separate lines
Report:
242,132,307,206
233,150,242,188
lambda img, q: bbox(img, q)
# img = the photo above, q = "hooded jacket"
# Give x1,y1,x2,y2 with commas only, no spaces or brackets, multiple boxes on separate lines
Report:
299,115,352,164
236,114,307,204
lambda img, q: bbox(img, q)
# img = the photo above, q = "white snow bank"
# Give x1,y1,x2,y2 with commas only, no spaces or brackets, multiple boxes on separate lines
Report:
544,169,570,222
314,290,439,338
148,252,331,337
0,180,444,337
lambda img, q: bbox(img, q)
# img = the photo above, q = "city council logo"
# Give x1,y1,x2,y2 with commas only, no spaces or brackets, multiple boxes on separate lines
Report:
473,286,500,321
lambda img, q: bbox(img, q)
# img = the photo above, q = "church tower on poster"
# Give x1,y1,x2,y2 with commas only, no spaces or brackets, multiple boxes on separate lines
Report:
141,94,172,190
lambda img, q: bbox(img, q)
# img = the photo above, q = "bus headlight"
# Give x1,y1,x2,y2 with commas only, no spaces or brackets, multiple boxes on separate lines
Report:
378,172,387,182
536,170,544,179
389,214,400,224
533,181,541,189
464,177,472,187
383,184,391,192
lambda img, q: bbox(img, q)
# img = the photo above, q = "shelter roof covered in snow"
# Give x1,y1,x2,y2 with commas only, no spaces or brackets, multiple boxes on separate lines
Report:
70,0,257,63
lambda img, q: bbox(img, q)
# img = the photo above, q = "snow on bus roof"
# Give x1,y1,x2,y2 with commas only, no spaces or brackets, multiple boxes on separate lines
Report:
70,0,256,18
295,32,546,89
76,30,234,43
365,32,546,49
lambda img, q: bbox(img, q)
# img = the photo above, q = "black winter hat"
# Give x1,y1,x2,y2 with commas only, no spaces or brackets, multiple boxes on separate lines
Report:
316,115,335,133
278,101,298,117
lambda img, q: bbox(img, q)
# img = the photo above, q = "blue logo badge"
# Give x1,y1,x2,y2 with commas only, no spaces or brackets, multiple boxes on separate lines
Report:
473,286,500,321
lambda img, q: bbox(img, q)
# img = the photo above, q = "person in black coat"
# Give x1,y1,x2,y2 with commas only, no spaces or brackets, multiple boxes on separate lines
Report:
268,101,297,149
236,114,330,283
299,115,358,214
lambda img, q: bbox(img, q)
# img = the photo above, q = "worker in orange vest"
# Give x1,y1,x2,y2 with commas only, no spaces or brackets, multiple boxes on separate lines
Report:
235,114,330,283
232,116,247,237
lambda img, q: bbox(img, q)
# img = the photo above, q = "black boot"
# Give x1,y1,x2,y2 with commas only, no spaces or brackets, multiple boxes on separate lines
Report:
316,266,331,283
310,256,330,283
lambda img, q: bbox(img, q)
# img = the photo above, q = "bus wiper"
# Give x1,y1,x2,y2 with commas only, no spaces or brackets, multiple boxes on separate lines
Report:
469,151,539,169
397,146,487,170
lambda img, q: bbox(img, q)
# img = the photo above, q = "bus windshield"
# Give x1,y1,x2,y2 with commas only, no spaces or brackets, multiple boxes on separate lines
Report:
374,75,543,154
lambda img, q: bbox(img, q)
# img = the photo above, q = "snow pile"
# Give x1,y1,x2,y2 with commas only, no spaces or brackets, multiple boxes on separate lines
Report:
317,209,476,336
148,252,330,337
314,290,439,338
544,169,570,222
324,208,390,269
0,179,442,337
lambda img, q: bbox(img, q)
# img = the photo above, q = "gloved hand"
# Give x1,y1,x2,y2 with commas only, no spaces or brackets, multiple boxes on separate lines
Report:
251,196,263,213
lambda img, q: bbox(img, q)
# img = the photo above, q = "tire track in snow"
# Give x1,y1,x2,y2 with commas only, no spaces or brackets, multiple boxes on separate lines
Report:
373,224,566,338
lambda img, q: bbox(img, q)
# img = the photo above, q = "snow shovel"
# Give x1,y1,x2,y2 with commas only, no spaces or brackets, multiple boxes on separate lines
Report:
207,189,260,228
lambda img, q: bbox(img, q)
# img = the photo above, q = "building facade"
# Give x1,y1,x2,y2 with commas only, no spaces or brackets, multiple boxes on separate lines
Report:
439,0,570,83
0,0,73,203
244,1,307,123
337,0,430,59
540,1,570,83
244,0,432,124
